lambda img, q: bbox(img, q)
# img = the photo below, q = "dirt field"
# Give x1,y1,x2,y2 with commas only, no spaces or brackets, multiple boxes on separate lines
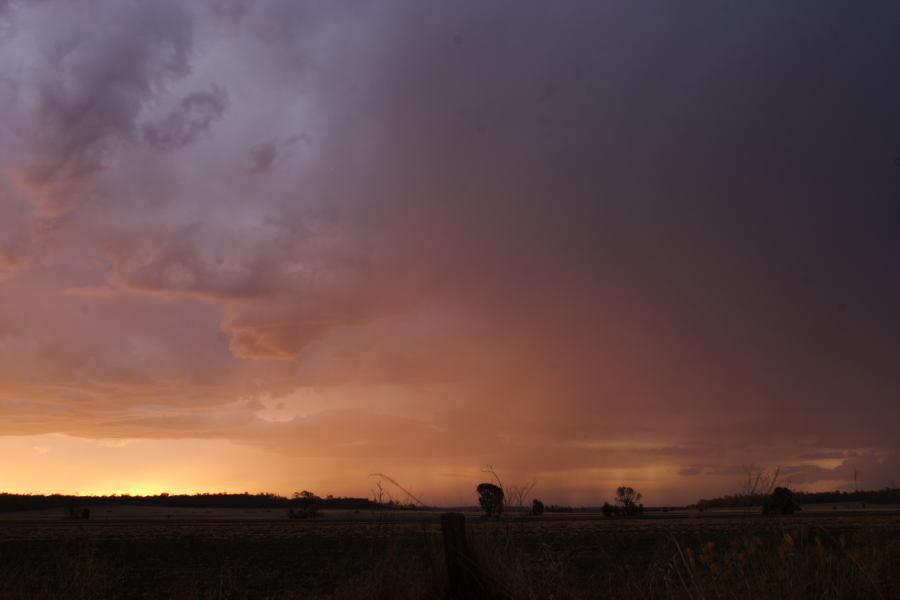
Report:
1,508,898,599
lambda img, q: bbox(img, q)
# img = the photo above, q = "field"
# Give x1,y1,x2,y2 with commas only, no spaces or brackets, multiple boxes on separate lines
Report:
0,507,898,599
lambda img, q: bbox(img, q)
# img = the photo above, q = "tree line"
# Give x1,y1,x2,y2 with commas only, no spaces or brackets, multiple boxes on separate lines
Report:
0,492,381,513
691,487,900,510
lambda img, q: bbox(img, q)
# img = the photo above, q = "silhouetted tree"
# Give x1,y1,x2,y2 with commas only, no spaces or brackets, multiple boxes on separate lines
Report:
761,487,801,515
614,486,643,517
601,501,613,517
531,499,544,515
476,483,504,518
292,490,321,518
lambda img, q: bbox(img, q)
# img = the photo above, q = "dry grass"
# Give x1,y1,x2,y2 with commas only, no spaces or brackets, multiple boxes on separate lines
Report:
338,516,899,600
0,510,897,599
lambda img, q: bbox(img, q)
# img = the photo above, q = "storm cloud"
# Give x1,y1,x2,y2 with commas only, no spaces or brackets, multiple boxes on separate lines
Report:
0,0,898,503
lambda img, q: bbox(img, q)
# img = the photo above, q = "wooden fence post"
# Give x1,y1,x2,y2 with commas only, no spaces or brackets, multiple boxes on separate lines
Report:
440,512,483,599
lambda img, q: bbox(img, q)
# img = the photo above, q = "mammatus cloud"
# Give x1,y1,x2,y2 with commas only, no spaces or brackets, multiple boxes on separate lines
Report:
0,0,898,502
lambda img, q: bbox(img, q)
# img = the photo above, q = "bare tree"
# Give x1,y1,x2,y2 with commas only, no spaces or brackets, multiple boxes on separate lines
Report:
372,480,386,505
369,473,426,507
740,465,784,513
744,465,782,498
481,465,536,512
506,481,536,511
614,486,643,516
481,465,503,489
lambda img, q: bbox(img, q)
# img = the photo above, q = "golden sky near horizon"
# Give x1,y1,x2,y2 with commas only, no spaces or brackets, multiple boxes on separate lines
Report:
0,0,898,506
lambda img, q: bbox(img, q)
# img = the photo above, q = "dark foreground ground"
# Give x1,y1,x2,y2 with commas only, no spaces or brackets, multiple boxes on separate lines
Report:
0,507,898,599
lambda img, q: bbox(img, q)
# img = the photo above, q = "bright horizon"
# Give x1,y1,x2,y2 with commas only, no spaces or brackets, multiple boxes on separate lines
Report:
0,434,879,507
1,1,898,508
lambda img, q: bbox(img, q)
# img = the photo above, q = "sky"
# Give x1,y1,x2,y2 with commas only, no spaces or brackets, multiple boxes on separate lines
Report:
0,0,898,506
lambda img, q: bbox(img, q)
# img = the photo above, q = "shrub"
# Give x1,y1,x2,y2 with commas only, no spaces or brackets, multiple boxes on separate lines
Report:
292,490,322,518
476,483,504,518
762,487,801,516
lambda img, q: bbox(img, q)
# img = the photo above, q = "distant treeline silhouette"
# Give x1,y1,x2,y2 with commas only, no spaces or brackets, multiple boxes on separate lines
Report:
543,504,578,513
0,492,385,513
691,487,900,510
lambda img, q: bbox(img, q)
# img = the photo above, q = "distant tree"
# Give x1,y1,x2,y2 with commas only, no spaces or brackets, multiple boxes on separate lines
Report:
292,490,321,518
531,499,544,515
761,487,801,516
601,501,613,517
372,480,386,505
368,473,427,508
476,483,504,518
614,486,643,517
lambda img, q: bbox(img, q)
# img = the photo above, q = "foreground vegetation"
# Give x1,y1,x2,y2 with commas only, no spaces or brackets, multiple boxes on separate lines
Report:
0,508,897,599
